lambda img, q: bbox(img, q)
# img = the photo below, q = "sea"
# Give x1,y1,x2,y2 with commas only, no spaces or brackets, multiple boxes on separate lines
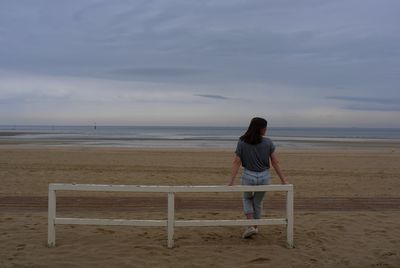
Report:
1,125,400,149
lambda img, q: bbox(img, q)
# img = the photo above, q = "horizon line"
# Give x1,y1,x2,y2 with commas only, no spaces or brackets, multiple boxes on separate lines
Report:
1,124,400,130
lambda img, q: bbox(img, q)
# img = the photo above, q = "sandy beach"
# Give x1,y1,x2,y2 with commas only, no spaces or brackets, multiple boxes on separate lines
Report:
1,146,399,267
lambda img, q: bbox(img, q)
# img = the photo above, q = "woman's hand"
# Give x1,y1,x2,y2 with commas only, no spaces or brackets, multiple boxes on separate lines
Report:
281,177,289,185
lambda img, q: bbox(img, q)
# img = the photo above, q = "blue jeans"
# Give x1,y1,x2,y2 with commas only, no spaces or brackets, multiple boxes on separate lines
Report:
241,169,271,219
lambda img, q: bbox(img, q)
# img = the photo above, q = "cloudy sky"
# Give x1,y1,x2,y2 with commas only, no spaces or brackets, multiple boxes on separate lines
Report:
0,0,399,127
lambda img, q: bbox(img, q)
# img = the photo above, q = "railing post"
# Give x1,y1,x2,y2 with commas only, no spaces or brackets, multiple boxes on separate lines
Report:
48,188,56,247
286,185,294,248
167,192,175,248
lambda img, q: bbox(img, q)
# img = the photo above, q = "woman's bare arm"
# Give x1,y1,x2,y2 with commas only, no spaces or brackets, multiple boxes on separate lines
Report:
228,155,242,185
271,152,289,184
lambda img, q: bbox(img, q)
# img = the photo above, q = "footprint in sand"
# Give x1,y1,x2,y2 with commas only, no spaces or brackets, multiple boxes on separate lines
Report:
138,231,153,238
16,244,26,251
95,228,116,234
381,252,396,257
134,245,156,250
330,224,345,231
203,232,222,241
307,231,317,238
249,257,271,263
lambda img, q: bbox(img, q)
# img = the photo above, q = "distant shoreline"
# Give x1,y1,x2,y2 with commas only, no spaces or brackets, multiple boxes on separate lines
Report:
1,137,399,151
1,125,399,150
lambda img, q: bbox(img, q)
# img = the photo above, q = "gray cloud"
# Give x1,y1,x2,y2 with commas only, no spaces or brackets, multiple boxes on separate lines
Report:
0,0,399,126
326,96,400,105
1,0,399,90
342,105,400,112
327,96,400,112
107,67,207,79
194,94,229,100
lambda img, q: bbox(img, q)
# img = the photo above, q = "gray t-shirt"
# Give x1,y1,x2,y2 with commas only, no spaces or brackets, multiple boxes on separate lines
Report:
235,137,276,172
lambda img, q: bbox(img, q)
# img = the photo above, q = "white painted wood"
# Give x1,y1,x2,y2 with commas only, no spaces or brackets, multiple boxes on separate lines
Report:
286,187,294,248
47,183,294,248
49,183,172,192
175,219,287,227
47,189,56,247
167,192,175,249
49,183,292,193
55,218,166,227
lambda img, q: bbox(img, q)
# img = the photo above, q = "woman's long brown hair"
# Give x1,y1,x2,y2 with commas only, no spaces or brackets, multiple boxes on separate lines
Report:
240,117,267,145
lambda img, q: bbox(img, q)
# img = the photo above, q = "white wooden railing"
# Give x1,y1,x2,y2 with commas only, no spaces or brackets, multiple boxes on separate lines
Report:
48,183,294,248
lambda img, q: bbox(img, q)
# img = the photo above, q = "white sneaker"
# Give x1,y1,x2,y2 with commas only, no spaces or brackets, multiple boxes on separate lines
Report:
242,226,257,238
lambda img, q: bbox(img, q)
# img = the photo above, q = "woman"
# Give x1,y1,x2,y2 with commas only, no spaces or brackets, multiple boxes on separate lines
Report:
229,117,288,238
